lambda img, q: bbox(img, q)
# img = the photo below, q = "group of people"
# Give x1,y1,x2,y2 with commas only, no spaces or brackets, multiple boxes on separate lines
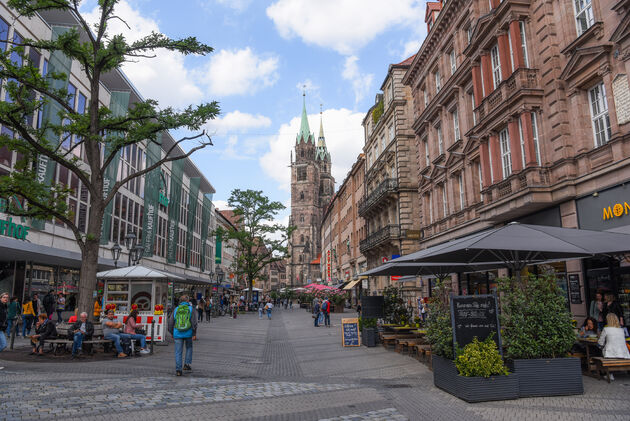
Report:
192,296,213,322
257,300,274,319
312,297,331,327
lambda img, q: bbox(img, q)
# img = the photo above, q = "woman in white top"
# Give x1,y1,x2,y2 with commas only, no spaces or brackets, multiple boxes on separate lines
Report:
598,313,630,359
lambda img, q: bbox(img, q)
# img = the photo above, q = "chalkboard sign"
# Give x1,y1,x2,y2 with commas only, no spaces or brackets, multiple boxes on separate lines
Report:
341,318,360,347
568,274,582,304
450,294,501,356
361,296,384,318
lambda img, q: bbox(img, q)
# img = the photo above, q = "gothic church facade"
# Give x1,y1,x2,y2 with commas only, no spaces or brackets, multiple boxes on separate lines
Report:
288,95,334,286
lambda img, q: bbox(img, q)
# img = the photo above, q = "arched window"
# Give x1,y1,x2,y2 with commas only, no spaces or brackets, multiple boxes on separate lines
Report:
300,191,304,200
300,214,304,223
299,255,303,263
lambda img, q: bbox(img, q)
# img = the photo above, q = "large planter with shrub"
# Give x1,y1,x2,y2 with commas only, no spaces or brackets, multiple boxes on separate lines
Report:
432,355,458,395
509,357,583,397
361,327,377,347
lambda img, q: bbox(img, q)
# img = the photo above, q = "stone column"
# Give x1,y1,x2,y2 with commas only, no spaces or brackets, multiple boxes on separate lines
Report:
497,32,512,79
479,140,492,187
472,64,483,104
519,112,538,167
508,119,523,172
481,53,493,97
508,21,525,69
488,134,501,181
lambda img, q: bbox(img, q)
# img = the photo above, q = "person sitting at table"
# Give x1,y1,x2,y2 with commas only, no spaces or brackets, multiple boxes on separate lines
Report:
598,313,630,361
579,317,598,337
70,312,93,358
30,314,57,355
123,309,150,354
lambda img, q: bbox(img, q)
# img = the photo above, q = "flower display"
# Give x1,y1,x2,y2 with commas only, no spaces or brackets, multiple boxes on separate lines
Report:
131,303,138,311
105,303,116,311
154,304,164,315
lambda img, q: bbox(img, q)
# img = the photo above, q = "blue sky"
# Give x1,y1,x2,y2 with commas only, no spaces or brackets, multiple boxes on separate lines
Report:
82,0,428,223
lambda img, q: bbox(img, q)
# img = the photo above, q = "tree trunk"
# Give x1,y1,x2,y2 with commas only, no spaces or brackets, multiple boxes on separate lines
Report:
78,202,105,322
248,277,253,303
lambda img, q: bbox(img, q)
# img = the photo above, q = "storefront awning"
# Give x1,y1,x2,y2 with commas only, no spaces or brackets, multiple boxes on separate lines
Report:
97,265,186,281
343,279,361,290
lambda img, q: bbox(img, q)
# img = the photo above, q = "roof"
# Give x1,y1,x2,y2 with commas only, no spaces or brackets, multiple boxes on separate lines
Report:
97,265,185,281
395,54,416,67
297,94,314,144
217,209,239,229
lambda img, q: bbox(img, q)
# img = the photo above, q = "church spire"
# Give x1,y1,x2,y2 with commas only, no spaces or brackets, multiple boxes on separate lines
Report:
297,90,312,144
316,105,330,162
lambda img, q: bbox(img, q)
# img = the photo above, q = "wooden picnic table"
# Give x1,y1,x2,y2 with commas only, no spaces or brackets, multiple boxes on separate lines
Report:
391,326,416,333
576,336,630,376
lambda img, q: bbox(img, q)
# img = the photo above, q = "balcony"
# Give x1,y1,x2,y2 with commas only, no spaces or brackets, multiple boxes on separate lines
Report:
360,224,401,254
358,178,398,216
474,68,541,123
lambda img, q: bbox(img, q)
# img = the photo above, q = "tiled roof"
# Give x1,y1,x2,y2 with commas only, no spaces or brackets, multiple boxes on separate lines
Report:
425,2,442,22
395,54,416,67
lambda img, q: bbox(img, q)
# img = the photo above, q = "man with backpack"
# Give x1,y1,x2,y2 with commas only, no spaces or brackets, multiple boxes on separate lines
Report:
322,297,331,327
168,295,198,376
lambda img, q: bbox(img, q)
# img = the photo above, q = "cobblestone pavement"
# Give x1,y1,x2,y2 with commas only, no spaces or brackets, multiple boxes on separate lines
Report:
1,308,630,420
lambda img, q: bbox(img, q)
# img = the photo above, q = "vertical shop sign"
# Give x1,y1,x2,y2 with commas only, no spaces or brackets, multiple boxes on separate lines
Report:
166,159,184,264
141,134,162,256
200,196,212,272
185,177,200,267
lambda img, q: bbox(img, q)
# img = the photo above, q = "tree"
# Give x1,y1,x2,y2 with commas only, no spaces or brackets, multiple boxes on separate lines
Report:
216,189,293,302
0,0,219,318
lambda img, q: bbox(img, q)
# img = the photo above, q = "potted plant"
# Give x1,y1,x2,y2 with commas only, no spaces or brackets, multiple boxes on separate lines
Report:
383,286,411,325
359,317,378,347
452,336,518,402
426,280,457,393
498,274,582,397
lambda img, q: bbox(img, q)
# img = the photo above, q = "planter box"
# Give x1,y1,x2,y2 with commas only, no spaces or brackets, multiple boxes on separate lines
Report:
362,327,377,347
509,357,583,397
331,304,344,313
432,355,519,402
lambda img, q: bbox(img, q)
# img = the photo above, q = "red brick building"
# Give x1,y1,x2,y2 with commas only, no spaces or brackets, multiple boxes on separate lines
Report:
403,0,630,322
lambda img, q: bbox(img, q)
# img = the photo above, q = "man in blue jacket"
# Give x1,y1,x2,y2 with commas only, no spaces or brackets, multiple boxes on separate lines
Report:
168,295,198,376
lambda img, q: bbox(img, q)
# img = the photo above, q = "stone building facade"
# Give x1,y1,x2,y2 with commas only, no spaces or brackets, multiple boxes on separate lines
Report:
403,0,630,323
320,155,366,291
288,96,334,286
359,56,421,295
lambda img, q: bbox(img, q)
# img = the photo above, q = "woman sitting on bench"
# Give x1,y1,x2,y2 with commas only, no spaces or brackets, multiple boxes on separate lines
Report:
598,313,630,360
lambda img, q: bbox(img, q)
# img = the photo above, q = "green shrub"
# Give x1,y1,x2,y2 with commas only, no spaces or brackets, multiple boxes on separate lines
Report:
455,336,509,378
383,285,411,325
498,274,577,360
359,317,377,330
426,279,454,360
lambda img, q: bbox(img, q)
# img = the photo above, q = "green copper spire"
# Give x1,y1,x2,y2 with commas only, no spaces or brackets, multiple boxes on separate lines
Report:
297,92,312,143
316,106,330,161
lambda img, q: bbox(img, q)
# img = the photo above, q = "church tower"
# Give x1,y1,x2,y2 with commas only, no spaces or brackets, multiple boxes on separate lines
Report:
288,94,333,286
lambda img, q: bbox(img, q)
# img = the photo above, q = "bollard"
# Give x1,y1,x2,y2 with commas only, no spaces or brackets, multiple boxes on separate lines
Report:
150,320,155,355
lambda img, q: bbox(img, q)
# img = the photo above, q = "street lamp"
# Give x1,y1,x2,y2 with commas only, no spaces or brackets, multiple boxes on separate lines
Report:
111,243,122,267
111,231,144,267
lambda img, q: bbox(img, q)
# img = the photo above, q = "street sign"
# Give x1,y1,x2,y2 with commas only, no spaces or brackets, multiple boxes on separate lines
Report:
341,318,360,347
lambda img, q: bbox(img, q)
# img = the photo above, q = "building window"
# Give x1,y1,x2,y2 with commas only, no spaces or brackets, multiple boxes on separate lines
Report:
477,162,483,198
389,124,395,142
458,173,465,210
519,21,529,67
437,125,443,155
531,112,541,164
297,166,307,181
428,192,433,223
449,50,457,75
491,44,501,89
299,191,304,200
424,138,430,166
499,128,512,178
381,135,386,152
574,0,594,36
470,92,477,125
467,26,473,44
452,109,460,140
518,117,526,168
589,82,611,147
423,89,428,106
435,69,441,93
442,184,448,217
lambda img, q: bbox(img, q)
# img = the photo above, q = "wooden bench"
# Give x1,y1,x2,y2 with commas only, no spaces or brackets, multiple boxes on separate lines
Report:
395,338,425,354
382,334,417,349
414,344,432,364
46,324,114,356
592,357,630,383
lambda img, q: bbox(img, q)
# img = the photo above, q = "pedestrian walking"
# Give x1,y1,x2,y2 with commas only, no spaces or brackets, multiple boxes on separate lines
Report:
322,297,331,327
0,292,9,353
168,295,197,376
265,301,273,319
205,298,212,322
258,302,263,319
7,296,20,338
56,293,65,323
313,299,321,327
22,297,35,337
196,297,204,322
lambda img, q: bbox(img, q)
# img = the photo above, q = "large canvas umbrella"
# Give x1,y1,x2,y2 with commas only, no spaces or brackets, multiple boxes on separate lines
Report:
359,262,502,279
395,222,630,280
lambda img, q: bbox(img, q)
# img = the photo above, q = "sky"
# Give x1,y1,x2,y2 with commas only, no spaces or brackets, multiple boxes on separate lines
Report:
81,0,428,224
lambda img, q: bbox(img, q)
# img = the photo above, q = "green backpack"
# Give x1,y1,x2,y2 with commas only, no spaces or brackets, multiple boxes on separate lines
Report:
174,304,192,331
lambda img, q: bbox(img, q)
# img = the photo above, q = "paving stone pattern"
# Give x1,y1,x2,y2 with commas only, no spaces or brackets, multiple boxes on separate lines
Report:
1,308,630,420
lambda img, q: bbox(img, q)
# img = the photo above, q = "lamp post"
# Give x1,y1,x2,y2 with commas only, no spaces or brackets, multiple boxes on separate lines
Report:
111,231,144,267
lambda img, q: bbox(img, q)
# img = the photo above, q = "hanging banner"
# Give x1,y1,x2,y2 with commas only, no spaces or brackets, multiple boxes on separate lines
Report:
141,134,163,256
185,177,200,267
166,159,184,264
99,91,131,244
200,195,212,272
32,26,72,231
215,231,222,264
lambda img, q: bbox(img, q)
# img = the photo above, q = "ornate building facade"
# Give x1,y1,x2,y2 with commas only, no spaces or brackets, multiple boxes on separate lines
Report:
288,95,334,286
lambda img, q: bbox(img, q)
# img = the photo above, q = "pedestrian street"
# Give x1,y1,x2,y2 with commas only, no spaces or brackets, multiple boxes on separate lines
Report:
1,308,629,421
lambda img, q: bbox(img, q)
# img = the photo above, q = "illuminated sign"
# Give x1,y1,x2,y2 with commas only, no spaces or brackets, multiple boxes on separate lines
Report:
602,202,630,221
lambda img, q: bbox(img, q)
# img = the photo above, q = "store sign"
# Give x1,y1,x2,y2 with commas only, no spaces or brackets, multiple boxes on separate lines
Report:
602,202,630,221
0,216,30,239
577,183,630,231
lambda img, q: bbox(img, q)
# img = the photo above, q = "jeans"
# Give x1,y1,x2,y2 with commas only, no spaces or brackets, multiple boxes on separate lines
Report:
56,310,64,323
258,308,263,318
317,312,323,325
22,315,33,337
174,337,193,371
6,318,17,337
314,312,319,327
72,332,85,355
120,333,146,349
104,333,124,354
197,308,203,322
0,331,6,352
267,309,272,319
324,313,330,326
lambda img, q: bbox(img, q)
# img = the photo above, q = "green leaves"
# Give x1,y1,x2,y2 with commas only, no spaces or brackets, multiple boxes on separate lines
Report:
383,285,411,325
455,336,509,378
426,279,454,360
498,275,577,360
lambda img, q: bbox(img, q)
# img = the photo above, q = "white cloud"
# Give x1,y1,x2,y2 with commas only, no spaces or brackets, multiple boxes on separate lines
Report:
82,1,204,108
206,110,272,136
213,200,232,210
402,39,422,59
266,0,424,55
296,79,319,95
199,48,279,96
260,108,365,192
215,0,252,12
342,56,374,105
